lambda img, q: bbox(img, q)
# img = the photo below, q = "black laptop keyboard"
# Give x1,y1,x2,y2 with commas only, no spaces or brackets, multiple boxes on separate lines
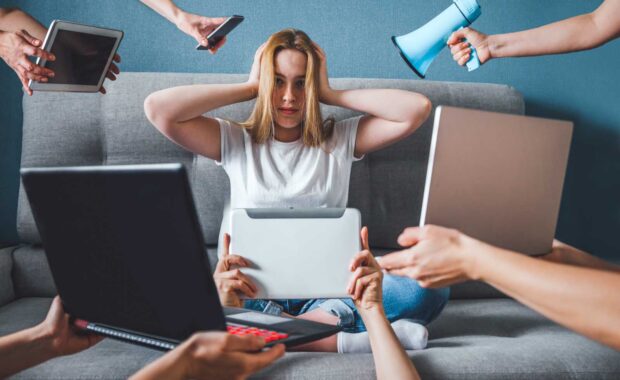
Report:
227,322,289,342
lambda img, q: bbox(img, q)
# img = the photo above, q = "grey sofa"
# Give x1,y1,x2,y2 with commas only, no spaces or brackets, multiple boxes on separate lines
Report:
2,73,618,379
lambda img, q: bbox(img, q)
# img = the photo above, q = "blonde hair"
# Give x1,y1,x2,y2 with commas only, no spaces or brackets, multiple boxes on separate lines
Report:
241,29,334,147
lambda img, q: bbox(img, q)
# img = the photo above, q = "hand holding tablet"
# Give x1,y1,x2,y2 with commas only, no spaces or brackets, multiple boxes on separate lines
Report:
0,29,55,95
28,20,123,94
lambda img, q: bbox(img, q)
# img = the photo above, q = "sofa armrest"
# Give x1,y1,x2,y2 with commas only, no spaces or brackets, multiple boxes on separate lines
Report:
0,246,18,306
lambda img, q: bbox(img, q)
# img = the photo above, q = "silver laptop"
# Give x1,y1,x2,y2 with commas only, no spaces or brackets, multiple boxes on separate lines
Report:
420,106,573,255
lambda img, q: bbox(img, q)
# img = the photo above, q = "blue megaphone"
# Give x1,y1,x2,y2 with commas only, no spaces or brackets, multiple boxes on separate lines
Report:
392,0,481,78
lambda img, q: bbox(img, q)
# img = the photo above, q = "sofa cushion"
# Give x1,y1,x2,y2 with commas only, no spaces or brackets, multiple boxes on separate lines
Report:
0,246,16,306
12,245,56,298
19,74,525,250
3,297,618,380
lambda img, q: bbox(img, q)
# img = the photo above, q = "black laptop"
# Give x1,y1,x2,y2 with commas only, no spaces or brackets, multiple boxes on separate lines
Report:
21,163,341,350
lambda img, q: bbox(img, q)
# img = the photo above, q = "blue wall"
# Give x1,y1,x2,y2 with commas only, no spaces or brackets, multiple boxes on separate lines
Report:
1,0,618,258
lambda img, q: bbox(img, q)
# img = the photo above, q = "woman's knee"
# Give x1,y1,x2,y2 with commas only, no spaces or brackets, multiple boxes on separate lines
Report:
381,274,450,324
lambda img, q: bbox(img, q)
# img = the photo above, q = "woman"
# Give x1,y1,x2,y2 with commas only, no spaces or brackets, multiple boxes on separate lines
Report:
144,29,448,352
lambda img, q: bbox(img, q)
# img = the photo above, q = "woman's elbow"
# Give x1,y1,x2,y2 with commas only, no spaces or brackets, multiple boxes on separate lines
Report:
144,93,172,133
418,95,432,122
405,95,432,134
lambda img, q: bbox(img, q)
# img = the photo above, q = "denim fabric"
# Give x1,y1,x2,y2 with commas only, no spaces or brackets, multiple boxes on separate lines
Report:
244,274,449,333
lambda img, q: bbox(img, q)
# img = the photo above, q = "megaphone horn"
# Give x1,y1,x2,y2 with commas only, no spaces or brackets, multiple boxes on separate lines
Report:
392,0,482,78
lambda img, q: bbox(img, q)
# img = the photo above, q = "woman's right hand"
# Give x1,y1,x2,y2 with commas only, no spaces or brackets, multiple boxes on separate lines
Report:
213,233,257,308
247,43,266,92
347,227,384,314
447,27,492,66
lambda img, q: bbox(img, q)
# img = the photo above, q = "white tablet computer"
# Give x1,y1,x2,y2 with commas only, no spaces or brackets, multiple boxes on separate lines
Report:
230,208,362,299
29,20,123,93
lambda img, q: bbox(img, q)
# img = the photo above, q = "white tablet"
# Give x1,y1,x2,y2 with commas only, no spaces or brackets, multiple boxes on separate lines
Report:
29,20,123,93
230,208,362,300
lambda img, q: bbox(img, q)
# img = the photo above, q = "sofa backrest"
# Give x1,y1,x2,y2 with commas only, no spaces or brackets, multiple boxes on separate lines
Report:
18,73,524,249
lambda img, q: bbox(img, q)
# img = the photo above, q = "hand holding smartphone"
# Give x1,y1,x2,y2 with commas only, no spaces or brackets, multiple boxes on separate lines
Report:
196,15,244,50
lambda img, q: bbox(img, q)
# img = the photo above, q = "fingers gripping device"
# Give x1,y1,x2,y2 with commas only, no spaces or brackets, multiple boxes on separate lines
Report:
392,0,482,78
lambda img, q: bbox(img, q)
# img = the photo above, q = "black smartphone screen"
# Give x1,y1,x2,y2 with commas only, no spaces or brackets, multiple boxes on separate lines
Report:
196,15,244,50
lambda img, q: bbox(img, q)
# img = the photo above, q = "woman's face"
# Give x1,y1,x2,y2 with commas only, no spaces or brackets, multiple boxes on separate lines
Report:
272,48,307,130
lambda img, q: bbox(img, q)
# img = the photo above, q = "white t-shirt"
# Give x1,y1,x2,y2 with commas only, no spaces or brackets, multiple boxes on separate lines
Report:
215,116,363,248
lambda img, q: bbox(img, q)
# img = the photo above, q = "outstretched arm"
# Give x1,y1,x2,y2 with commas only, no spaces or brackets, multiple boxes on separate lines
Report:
0,8,54,95
313,44,431,157
379,226,620,350
448,0,620,66
542,239,620,272
139,0,226,51
0,297,103,378
0,7,46,39
0,8,120,95
348,227,420,380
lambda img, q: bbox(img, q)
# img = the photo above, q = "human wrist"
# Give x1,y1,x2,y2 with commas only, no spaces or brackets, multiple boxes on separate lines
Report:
140,341,191,380
243,80,259,98
486,34,504,61
170,7,186,28
457,232,488,281
321,87,338,106
0,31,9,57
28,323,59,360
357,303,386,322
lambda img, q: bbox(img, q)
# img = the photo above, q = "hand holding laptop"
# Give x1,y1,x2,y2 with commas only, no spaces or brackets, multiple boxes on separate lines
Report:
131,332,284,380
0,296,103,378
42,296,105,356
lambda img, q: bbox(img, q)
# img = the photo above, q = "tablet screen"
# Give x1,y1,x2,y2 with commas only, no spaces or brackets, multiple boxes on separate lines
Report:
46,30,117,85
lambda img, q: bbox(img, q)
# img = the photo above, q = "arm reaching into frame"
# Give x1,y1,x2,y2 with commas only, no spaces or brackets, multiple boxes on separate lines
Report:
0,297,103,378
379,225,620,350
447,0,620,66
139,0,227,52
0,7,121,95
347,227,421,380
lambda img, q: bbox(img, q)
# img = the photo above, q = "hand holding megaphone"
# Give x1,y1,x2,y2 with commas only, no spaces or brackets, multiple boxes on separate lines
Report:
447,27,491,67
392,0,483,78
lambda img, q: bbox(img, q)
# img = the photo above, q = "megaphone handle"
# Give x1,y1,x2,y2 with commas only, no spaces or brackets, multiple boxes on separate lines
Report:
466,46,481,71
456,26,481,72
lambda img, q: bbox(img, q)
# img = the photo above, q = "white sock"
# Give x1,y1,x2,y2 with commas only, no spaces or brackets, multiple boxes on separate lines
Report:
337,319,428,353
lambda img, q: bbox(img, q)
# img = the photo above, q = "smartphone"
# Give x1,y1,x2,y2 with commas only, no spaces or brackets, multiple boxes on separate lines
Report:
196,15,244,50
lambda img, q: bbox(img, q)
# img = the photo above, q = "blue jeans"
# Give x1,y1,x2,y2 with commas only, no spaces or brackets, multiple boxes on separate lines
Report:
244,274,449,333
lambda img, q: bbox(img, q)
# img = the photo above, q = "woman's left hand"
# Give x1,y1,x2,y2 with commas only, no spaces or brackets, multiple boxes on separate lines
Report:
312,42,332,103
347,227,384,313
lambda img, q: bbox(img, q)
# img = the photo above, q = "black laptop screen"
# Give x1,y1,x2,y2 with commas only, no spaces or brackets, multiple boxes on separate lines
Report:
22,165,227,341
